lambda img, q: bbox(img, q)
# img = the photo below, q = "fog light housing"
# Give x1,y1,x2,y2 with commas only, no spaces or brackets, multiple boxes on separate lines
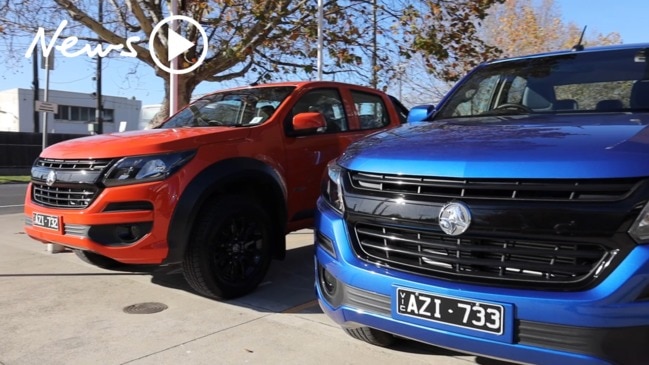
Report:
116,225,141,242
322,269,337,295
317,264,345,307
88,222,153,246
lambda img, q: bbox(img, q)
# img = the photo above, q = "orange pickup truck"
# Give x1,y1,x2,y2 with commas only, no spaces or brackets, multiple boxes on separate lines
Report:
23,81,407,299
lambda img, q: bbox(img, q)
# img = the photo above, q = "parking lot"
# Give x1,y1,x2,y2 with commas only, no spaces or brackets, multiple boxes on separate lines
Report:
0,209,512,365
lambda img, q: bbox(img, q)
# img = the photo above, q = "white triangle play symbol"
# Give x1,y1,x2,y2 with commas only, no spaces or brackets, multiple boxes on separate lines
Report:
167,28,195,62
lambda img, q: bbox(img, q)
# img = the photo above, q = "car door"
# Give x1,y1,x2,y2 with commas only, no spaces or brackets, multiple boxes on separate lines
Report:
283,86,370,227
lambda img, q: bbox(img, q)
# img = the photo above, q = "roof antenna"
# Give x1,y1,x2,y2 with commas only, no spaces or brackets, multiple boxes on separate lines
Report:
572,26,587,51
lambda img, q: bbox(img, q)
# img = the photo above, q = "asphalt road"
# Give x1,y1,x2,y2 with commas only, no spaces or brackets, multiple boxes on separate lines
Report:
0,183,28,214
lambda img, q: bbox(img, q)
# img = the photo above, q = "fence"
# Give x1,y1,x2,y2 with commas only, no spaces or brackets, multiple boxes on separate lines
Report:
0,132,85,175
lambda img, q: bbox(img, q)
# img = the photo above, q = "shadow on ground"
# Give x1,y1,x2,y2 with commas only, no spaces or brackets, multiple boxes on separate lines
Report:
62,239,518,365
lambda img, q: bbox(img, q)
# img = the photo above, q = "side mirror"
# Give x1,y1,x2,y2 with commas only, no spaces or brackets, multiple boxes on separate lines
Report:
293,112,326,132
407,104,436,123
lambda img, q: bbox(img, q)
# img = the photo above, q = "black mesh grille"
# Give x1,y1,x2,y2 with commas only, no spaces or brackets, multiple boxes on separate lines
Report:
31,158,113,209
352,222,615,289
350,172,640,202
32,183,98,208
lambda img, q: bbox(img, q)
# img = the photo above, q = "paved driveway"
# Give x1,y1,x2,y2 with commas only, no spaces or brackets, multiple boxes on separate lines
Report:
0,213,507,365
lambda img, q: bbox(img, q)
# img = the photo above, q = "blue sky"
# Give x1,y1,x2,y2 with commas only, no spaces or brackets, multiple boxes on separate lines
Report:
558,0,646,44
0,0,646,106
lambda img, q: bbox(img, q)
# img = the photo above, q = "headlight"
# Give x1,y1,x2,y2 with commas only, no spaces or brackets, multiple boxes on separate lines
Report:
103,150,196,186
321,159,345,213
629,203,649,243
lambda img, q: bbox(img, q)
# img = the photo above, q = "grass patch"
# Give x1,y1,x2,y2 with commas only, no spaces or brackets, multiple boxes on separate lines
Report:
0,176,31,184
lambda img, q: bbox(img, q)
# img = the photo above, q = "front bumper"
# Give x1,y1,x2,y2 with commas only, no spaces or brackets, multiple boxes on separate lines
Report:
315,198,649,365
23,179,180,264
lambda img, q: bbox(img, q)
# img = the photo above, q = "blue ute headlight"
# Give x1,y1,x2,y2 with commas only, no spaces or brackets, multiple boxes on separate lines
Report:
629,203,649,243
322,159,345,213
103,150,196,186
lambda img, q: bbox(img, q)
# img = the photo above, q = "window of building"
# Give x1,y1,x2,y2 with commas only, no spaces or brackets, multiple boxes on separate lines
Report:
55,105,69,120
54,105,114,123
103,109,114,122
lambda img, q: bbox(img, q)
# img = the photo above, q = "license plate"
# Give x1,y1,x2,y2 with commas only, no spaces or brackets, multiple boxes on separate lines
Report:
33,212,60,231
396,288,504,335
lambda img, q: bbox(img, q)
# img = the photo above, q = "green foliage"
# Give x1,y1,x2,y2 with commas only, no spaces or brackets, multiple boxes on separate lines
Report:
0,176,30,184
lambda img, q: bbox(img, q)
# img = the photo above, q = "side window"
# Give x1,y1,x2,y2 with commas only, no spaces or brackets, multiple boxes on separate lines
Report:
506,76,527,104
555,81,634,111
351,91,390,130
286,89,348,135
452,75,500,116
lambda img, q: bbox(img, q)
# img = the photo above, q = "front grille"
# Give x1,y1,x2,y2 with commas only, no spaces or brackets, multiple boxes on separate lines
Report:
35,158,113,170
349,172,641,202
352,222,614,290
31,158,113,208
32,183,98,208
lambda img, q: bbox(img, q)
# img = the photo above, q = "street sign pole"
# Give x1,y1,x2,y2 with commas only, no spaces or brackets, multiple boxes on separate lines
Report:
41,53,52,150
40,52,64,254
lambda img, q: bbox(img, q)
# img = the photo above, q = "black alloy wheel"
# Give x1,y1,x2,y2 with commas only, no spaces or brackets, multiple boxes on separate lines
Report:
182,195,273,300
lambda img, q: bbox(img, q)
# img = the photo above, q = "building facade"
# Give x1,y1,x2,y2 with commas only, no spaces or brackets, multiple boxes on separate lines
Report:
0,88,142,134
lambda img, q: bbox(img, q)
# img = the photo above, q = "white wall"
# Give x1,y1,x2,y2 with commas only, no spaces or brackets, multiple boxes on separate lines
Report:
0,89,22,132
139,104,162,129
0,88,142,134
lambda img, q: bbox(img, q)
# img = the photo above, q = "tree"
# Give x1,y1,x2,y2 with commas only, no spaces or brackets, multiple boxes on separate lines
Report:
1,0,506,126
482,0,621,58
393,0,624,107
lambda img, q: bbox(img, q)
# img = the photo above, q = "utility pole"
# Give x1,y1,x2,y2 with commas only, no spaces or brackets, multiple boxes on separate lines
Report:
95,0,103,134
33,45,39,133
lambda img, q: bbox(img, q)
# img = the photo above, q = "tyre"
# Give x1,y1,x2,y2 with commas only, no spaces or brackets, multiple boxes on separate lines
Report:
182,195,274,300
344,327,395,347
74,249,125,269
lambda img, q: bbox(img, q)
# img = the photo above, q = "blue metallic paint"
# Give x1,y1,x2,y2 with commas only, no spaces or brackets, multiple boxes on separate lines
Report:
315,198,649,364
339,114,649,179
316,43,649,364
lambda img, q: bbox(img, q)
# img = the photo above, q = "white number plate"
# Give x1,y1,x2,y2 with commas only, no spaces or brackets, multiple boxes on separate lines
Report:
33,213,60,231
396,288,504,335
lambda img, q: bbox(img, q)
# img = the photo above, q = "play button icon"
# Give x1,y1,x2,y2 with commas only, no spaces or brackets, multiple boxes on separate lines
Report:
149,15,208,75
167,28,195,62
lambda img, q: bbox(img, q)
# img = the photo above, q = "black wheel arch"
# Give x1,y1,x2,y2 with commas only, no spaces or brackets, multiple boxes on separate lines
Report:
163,157,288,265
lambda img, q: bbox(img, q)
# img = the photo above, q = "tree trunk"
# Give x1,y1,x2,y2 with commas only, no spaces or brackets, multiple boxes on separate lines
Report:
149,74,198,128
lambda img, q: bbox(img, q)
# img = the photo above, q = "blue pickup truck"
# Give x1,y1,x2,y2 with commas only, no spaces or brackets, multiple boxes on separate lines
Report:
315,44,649,365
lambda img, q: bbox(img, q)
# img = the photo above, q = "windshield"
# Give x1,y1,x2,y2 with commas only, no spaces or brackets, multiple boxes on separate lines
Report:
160,86,295,128
436,47,649,119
